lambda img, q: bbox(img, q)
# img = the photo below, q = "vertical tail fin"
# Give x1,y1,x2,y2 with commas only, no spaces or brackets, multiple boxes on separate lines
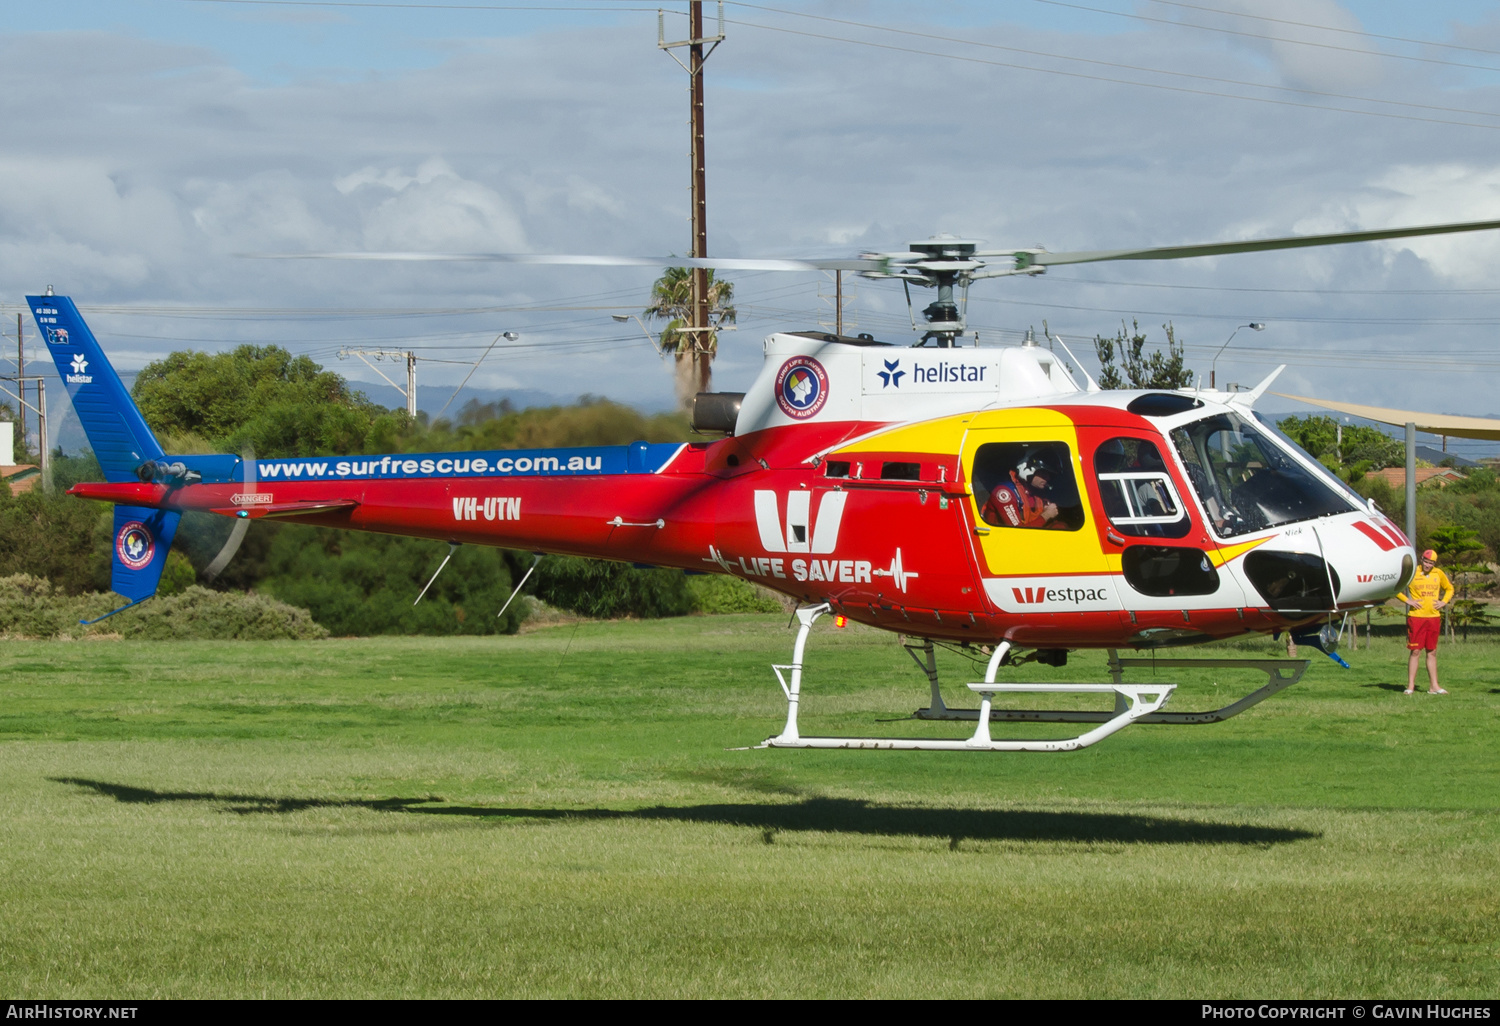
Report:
27,294,165,482
28,295,181,616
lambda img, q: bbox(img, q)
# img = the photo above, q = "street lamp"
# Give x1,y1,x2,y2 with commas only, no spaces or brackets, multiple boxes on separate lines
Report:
612,313,664,357
1211,322,1265,390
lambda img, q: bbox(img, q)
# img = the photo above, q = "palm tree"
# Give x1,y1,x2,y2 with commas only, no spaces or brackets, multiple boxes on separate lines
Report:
643,267,736,407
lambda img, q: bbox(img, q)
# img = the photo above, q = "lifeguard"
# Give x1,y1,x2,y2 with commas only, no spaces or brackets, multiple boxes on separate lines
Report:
1397,549,1453,695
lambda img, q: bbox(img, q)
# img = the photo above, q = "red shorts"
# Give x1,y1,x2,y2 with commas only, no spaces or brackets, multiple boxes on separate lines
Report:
1407,616,1441,651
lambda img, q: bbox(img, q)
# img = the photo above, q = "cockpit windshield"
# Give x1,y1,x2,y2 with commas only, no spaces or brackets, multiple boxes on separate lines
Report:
1170,411,1357,538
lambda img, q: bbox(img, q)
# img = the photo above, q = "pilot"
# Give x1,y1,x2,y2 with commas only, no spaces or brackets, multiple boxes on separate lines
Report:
982,450,1064,529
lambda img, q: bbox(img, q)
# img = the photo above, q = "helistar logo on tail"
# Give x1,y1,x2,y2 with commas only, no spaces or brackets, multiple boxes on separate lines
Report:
61,341,93,384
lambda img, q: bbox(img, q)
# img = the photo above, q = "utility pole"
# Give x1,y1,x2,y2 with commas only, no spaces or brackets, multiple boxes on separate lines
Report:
36,379,46,484
406,350,417,419
15,314,23,448
819,270,856,337
660,2,724,394
338,348,418,418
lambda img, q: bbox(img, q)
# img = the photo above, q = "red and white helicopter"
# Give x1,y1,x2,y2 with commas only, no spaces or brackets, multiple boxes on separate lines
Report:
33,217,1500,752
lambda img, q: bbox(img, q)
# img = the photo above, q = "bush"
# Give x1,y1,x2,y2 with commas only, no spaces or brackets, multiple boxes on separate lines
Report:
116,586,329,640
0,483,110,595
0,575,327,640
260,529,529,636
685,574,784,613
531,557,694,618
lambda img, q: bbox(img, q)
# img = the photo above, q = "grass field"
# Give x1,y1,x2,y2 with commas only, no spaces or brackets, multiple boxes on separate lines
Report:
1,615,1497,998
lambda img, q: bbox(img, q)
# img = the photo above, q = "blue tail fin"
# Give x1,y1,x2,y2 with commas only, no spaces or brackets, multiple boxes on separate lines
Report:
28,295,182,613
27,294,165,482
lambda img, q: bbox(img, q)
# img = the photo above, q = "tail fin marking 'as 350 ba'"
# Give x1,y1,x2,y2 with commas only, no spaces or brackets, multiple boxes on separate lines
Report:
28,295,181,619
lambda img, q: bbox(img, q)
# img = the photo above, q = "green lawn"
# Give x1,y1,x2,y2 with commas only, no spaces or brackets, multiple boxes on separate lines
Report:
1,617,1497,998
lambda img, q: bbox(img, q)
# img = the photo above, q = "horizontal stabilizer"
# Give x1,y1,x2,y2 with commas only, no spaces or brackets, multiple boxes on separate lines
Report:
209,499,360,520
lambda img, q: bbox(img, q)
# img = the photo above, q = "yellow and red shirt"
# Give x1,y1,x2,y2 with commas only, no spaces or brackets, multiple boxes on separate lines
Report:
1398,566,1453,618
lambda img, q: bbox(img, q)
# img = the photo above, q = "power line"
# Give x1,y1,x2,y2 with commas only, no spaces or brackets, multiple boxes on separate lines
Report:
1027,0,1500,75
722,8,1500,131
177,0,1500,128
1143,0,1500,60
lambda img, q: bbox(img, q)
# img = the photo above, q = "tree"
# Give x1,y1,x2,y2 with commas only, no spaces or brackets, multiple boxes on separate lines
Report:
0,465,110,595
1276,414,1404,474
1429,525,1491,640
1092,321,1192,390
643,267,736,407
133,345,376,445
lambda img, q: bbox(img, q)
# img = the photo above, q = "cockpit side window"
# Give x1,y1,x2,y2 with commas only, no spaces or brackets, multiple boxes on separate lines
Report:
1093,437,1191,538
971,441,1084,531
1169,412,1356,538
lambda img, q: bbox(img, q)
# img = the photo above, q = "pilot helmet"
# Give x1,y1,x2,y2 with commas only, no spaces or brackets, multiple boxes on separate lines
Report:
1015,449,1061,490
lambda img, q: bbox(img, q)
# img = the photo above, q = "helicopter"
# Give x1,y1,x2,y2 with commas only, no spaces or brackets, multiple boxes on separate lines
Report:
30,215,1500,752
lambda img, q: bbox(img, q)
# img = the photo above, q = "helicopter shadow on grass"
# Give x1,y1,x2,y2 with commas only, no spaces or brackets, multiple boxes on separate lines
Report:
51,778,1316,846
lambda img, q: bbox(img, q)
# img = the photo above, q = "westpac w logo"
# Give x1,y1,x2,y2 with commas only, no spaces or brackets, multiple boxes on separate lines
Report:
1012,586,1048,604
753,490,847,553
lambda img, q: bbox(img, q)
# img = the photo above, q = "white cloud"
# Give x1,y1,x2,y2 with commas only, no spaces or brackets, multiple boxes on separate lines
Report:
337,157,528,252
1345,164,1500,284
190,170,331,249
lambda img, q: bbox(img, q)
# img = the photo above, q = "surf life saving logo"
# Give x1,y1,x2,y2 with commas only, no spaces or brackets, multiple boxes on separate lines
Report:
115,521,155,571
775,356,829,420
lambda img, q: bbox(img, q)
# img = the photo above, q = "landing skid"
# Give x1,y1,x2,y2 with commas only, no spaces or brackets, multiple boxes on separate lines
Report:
913,648,1310,725
758,606,1175,753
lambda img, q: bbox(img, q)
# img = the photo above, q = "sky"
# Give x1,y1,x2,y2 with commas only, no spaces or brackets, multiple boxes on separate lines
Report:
5,0,1500,456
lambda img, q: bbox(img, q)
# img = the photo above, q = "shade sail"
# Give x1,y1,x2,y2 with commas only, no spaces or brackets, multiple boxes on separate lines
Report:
1271,394,1500,441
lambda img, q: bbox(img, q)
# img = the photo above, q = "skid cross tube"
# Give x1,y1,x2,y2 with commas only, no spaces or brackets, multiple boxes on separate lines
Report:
913,649,1311,725
761,619,1175,752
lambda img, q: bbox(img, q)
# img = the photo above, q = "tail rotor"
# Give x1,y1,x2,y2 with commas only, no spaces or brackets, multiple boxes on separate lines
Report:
203,449,256,582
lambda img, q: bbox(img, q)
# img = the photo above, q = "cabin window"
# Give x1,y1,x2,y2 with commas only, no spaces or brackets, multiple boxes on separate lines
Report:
880,461,921,481
1122,546,1221,597
1093,438,1190,538
971,441,1084,531
823,460,851,479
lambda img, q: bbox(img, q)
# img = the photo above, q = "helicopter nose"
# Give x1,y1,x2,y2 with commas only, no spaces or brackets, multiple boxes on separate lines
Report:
1328,515,1416,605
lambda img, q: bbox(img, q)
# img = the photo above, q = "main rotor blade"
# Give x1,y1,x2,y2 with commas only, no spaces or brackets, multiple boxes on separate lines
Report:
1016,218,1500,267
244,252,886,272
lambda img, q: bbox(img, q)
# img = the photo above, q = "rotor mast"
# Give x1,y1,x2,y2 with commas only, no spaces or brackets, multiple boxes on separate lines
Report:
877,236,987,348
